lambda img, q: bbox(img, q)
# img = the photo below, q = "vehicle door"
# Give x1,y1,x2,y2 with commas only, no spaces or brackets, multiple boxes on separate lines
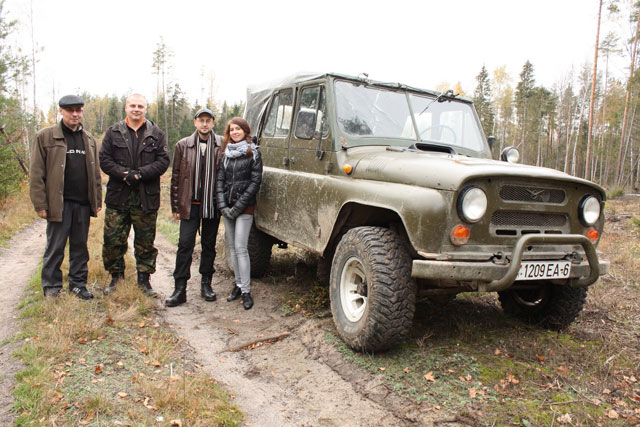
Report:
255,88,295,232
285,84,331,249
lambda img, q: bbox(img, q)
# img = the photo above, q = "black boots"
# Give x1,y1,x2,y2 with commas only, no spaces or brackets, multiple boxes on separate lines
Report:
137,272,158,297
165,279,187,307
105,272,124,295
227,285,242,302
241,292,253,310
71,286,94,300
201,275,216,301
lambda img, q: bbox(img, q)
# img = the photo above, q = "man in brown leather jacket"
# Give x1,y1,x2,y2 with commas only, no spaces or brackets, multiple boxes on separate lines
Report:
165,108,222,307
29,95,102,299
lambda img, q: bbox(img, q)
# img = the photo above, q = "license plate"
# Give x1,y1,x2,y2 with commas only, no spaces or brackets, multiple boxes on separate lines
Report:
516,261,571,281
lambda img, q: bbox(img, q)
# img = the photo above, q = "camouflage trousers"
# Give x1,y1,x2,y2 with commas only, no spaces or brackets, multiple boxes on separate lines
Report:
102,190,158,274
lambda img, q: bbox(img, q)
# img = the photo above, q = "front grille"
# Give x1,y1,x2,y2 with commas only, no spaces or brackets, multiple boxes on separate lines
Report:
499,185,565,204
491,211,567,227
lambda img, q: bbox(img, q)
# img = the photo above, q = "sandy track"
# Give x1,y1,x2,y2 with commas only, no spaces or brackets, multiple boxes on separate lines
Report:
150,232,432,426
0,220,47,425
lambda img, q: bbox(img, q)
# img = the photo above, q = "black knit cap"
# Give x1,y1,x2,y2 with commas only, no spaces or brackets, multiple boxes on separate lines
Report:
59,95,84,108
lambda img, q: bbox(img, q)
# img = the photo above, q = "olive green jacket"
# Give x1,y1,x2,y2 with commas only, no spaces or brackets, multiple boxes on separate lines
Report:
29,122,102,222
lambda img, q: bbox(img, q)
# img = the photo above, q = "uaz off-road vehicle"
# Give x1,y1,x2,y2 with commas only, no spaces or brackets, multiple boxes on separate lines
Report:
241,73,609,352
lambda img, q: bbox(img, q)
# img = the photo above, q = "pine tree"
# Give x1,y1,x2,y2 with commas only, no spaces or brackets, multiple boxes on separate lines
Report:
473,65,495,138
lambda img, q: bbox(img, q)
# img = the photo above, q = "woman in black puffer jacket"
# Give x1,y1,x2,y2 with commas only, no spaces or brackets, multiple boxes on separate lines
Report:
216,117,263,310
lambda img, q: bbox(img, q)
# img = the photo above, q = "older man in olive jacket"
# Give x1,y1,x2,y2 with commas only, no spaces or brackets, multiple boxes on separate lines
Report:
29,95,102,299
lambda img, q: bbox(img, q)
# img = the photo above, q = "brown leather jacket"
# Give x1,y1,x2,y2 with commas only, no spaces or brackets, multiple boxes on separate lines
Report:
170,131,222,219
29,122,102,222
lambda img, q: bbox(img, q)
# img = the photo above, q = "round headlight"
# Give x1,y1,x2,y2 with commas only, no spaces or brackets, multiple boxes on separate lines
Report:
580,196,601,226
500,146,520,163
458,187,487,223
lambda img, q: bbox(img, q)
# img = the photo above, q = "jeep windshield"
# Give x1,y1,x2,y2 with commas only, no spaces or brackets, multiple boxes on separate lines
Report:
335,80,486,153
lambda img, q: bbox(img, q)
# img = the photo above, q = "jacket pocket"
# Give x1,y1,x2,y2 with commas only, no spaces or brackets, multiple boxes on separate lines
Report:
141,141,158,165
112,136,130,166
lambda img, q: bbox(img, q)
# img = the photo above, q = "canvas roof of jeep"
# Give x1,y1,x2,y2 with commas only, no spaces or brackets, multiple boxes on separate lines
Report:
244,72,473,135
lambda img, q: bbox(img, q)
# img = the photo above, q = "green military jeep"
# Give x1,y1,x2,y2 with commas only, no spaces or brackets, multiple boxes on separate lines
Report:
242,73,609,352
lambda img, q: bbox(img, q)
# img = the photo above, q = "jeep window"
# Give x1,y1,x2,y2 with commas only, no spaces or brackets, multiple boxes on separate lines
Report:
410,94,485,151
294,86,328,140
263,89,294,137
335,81,416,141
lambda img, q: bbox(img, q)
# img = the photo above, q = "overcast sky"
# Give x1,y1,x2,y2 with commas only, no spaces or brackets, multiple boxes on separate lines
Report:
4,0,631,111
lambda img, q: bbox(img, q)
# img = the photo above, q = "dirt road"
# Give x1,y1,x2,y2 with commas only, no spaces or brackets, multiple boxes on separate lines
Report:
151,233,432,426
0,220,47,425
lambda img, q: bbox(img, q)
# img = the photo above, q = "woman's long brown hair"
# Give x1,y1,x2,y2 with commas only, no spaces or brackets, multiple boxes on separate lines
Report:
222,117,252,156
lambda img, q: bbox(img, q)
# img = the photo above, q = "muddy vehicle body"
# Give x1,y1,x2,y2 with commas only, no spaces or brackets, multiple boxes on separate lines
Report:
242,73,609,352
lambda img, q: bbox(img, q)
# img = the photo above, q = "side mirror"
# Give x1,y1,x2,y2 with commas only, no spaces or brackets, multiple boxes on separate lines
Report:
487,135,496,149
500,146,520,163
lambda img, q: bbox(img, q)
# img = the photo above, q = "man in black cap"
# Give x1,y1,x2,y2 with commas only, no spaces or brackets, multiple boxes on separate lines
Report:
165,108,222,307
29,95,102,299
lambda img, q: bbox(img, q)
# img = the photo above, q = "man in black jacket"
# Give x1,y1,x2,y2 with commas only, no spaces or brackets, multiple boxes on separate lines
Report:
100,94,170,296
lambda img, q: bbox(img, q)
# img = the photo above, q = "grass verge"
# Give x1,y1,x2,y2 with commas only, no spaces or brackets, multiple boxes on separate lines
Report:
12,198,243,426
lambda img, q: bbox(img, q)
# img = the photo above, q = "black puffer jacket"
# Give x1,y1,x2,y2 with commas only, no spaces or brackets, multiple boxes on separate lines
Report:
215,149,263,213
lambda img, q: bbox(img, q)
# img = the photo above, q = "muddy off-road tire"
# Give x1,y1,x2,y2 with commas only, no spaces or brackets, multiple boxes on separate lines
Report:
224,224,273,278
330,226,416,352
498,281,587,330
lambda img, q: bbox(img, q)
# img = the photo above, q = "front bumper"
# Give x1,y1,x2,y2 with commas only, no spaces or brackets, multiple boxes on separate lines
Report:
411,234,609,292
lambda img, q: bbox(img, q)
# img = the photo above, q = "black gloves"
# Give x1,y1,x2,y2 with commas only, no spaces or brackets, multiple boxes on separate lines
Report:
221,206,241,220
125,170,140,185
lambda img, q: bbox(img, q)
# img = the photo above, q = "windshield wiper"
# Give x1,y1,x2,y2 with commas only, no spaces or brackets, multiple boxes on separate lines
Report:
418,89,457,115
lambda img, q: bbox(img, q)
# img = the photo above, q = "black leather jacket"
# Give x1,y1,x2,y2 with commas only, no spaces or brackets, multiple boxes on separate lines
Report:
99,120,169,212
216,149,263,213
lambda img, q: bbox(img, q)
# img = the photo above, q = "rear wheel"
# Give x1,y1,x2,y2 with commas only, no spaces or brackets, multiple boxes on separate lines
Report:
224,224,273,278
498,281,587,330
330,226,416,352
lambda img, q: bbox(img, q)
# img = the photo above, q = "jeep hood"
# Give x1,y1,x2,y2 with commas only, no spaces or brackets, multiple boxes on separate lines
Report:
348,148,605,196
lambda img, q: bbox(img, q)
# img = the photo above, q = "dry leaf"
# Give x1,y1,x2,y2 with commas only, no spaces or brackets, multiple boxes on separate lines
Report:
557,413,572,424
494,349,501,356
106,317,114,324
117,392,128,398
138,346,149,354
94,365,102,375
602,388,611,395
79,410,94,425
403,368,410,374
219,358,228,363
378,367,386,372
77,337,87,344
536,353,546,363
556,366,569,376
138,321,145,328
152,360,161,367
424,371,435,382
506,373,520,385
170,420,182,427
469,387,478,398
607,409,619,419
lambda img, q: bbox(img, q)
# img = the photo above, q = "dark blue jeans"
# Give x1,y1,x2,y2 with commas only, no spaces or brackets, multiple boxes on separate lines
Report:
41,200,91,292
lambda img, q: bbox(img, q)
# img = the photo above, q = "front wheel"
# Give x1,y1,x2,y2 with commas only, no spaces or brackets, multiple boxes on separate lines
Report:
498,281,587,330
330,227,416,352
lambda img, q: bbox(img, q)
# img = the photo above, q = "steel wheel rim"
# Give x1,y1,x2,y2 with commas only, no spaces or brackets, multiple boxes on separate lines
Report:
340,256,368,322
